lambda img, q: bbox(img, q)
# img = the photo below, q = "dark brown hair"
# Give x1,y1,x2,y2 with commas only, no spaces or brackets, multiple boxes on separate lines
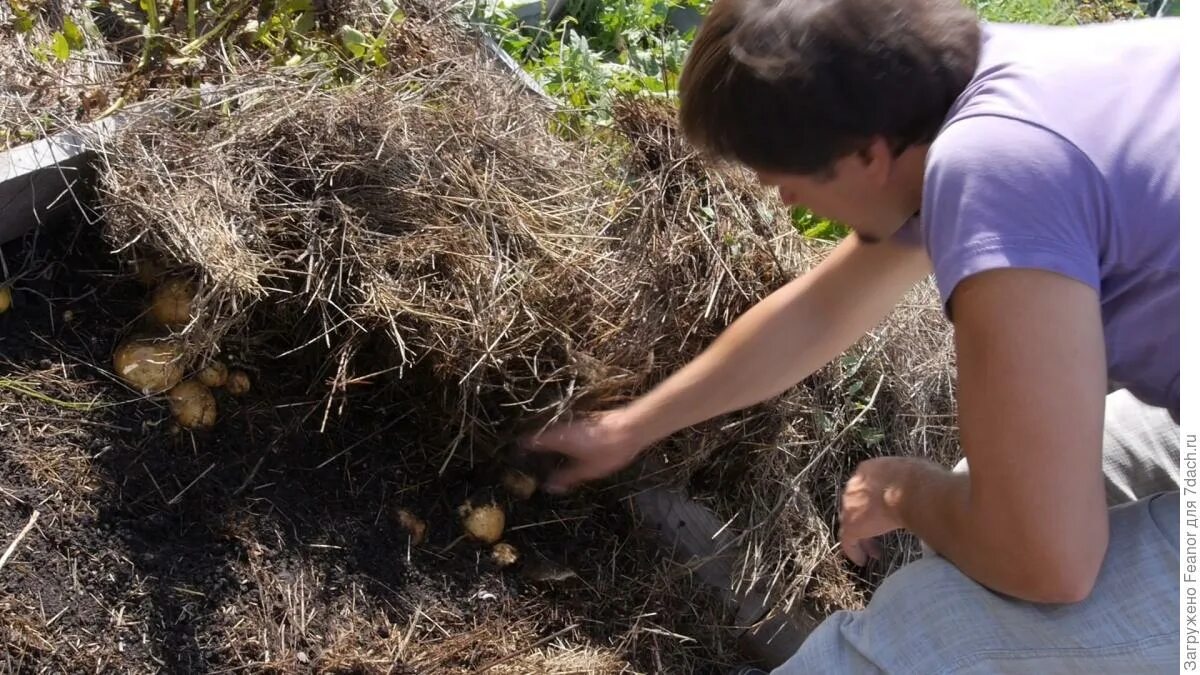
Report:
679,0,981,174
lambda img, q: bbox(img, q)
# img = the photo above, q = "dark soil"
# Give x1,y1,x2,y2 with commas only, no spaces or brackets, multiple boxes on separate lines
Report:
0,216,732,674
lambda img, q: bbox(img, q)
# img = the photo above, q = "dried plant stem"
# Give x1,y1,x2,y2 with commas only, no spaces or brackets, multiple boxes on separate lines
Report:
0,510,40,573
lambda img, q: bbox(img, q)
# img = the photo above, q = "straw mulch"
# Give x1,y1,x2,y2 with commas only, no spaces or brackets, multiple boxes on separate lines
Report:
75,0,958,669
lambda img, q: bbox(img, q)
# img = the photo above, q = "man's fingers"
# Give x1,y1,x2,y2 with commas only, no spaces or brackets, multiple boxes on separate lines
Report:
839,532,884,567
542,461,604,494
520,427,574,455
838,526,863,566
841,538,867,567
862,536,883,561
543,471,583,495
518,434,545,454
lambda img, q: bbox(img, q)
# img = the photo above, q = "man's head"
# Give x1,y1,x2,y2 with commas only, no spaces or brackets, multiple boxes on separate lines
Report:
679,0,980,240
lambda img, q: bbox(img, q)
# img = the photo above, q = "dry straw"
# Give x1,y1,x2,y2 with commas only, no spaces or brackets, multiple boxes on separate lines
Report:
89,0,957,666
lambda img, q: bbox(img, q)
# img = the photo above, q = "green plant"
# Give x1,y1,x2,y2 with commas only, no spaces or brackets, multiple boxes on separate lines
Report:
244,0,326,64
791,207,850,242
340,6,405,69
37,14,88,62
137,0,162,70
8,0,90,63
14,0,409,76
7,0,37,33
480,0,708,124
969,0,1071,23
966,0,1147,23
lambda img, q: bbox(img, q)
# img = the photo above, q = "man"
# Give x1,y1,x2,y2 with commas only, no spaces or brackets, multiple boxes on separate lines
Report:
524,0,1180,671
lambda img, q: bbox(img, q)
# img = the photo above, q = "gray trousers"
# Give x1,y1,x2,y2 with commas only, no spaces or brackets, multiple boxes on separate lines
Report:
775,390,1180,674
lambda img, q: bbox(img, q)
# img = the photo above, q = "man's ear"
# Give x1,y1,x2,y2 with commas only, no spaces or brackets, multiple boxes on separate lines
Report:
857,137,895,187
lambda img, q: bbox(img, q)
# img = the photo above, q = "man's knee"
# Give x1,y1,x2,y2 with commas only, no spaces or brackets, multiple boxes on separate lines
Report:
1102,389,1179,503
774,558,980,674
868,556,984,615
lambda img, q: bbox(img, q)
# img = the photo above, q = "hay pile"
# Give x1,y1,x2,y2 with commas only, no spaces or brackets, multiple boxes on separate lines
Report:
95,3,793,456
88,0,957,667
0,1,122,147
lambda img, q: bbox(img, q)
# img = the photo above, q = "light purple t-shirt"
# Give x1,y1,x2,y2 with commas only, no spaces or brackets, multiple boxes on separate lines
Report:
903,19,1180,418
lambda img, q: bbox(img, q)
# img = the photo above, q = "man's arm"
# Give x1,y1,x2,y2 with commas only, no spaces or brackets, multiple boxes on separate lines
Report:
620,234,931,442
527,233,931,492
842,267,1109,602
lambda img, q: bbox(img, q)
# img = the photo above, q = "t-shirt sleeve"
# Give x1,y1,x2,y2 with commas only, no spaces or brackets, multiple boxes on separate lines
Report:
922,115,1107,311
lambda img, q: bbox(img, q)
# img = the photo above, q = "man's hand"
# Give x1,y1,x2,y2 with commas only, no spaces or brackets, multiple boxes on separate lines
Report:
839,457,919,566
517,236,928,496
520,410,649,494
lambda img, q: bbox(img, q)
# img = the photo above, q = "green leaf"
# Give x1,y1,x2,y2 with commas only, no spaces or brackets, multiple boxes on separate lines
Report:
63,16,85,49
794,208,851,241
639,75,665,93
292,10,315,34
13,6,34,34
802,220,850,241
138,0,161,27
340,26,370,58
51,32,70,61
857,427,885,448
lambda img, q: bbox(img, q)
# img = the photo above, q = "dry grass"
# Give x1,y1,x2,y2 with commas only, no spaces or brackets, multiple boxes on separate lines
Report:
87,0,956,664
0,0,960,672
0,0,1150,667
93,2,798,454
0,1,122,147
707,278,958,620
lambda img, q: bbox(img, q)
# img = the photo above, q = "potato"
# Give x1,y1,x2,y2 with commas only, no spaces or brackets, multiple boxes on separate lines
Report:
501,468,538,500
167,380,217,430
197,361,229,388
391,508,427,546
0,286,10,314
491,542,519,567
113,338,186,394
150,277,196,328
459,501,505,544
225,370,251,396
